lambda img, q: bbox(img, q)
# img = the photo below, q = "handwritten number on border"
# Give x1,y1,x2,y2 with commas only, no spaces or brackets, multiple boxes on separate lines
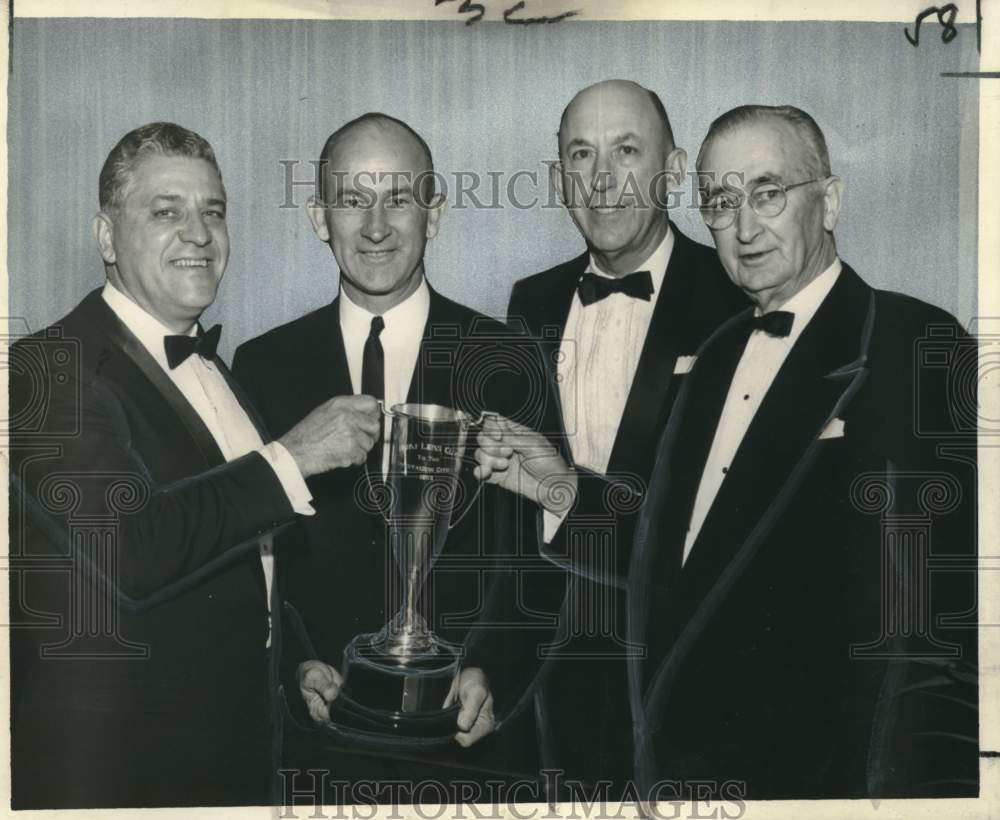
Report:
905,4,960,46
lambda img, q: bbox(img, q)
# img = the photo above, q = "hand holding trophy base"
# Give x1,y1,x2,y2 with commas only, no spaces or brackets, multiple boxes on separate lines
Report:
335,629,462,738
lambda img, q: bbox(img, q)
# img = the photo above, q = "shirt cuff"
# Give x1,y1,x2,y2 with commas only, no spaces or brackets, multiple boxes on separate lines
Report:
258,441,315,516
542,508,569,543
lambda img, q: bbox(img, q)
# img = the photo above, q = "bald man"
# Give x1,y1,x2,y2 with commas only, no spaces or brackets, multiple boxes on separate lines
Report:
495,80,747,792
233,113,553,795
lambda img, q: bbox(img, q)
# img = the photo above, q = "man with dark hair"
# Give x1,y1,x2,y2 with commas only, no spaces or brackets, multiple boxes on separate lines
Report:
233,112,564,795
9,122,379,808
626,104,978,798
479,79,747,793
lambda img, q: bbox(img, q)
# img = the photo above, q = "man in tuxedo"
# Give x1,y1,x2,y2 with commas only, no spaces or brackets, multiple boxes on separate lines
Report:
232,113,566,795
8,123,380,808
626,105,978,798
492,79,746,791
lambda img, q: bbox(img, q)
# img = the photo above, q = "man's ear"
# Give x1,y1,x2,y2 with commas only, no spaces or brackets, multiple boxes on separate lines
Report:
425,192,447,240
306,196,331,242
665,146,688,190
92,212,116,265
822,176,843,232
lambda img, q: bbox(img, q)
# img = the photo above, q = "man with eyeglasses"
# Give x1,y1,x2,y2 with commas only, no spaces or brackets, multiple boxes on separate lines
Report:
625,105,978,799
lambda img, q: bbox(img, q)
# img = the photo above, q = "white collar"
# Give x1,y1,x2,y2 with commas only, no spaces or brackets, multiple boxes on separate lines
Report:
339,276,431,340
102,282,198,370
586,223,674,294
756,258,843,346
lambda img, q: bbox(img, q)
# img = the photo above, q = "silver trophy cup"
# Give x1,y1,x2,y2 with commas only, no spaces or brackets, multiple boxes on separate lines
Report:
337,402,491,737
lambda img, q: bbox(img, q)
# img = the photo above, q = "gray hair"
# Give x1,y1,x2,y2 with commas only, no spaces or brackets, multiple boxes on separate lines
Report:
697,105,832,178
99,122,223,212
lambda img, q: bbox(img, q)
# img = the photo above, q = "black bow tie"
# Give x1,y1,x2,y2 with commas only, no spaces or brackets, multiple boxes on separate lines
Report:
750,311,795,337
577,270,654,306
164,324,222,369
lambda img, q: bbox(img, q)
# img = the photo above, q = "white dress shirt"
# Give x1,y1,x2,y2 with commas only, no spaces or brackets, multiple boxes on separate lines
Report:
682,259,843,565
543,227,675,541
339,277,430,476
102,282,314,627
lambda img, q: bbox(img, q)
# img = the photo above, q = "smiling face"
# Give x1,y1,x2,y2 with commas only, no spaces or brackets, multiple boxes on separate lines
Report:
94,154,229,332
555,80,685,276
307,121,443,313
697,118,842,311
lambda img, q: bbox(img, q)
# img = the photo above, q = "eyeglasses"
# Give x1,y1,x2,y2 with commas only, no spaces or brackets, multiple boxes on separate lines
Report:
699,178,826,230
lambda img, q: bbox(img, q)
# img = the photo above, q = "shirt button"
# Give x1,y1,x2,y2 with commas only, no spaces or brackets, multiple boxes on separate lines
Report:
743,394,750,400
722,467,729,474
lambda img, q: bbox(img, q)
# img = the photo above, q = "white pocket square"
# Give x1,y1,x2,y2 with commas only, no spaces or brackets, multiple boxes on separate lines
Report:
674,355,697,375
819,418,846,439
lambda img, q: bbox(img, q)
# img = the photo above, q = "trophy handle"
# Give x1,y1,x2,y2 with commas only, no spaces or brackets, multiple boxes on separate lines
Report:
363,401,398,523
448,410,500,529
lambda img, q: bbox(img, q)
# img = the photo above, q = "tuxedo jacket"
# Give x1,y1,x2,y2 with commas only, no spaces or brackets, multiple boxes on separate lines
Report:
506,226,747,789
233,285,560,778
8,289,297,809
629,264,978,799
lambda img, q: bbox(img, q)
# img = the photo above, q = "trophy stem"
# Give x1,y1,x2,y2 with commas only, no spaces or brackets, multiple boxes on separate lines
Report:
380,609,435,657
333,403,471,739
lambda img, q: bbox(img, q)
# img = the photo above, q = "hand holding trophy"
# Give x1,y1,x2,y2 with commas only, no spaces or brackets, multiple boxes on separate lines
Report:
329,402,497,740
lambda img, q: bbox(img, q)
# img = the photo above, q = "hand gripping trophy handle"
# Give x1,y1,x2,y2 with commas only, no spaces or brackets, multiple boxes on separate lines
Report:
367,400,498,528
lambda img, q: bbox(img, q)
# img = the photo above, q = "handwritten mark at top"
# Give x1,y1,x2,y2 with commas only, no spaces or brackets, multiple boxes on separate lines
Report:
504,1,580,24
904,2,996,78
904,4,959,46
435,0,580,26
436,0,485,25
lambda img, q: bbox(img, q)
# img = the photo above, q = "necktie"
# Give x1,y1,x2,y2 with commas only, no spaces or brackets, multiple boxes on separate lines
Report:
750,310,795,337
362,315,386,479
577,270,654,306
164,324,222,369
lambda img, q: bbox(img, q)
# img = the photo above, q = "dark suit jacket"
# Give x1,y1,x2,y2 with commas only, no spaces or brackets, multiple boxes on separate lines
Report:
233,285,560,788
629,264,978,799
8,289,298,808
506,226,747,790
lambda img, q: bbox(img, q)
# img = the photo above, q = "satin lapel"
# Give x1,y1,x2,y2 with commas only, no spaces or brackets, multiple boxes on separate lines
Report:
213,355,273,441
100,301,226,468
681,269,874,593
642,269,876,719
606,230,699,477
524,253,584,347
532,256,587,452
210,355,272,603
625,309,755,775
627,311,754,699
658,311,756,579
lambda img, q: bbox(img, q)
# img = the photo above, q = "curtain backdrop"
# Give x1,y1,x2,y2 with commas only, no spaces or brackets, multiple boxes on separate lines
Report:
8,18,979,359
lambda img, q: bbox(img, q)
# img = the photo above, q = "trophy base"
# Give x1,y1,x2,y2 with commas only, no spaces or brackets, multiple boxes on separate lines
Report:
335,632,461,738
